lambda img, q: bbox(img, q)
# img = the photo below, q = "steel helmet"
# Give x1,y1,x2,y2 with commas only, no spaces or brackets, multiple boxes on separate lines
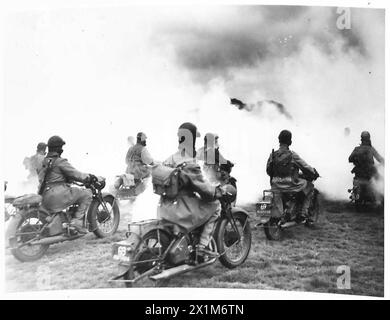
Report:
278,130,292,145
361,131,370,139
47,135,66,148
137,132,147,142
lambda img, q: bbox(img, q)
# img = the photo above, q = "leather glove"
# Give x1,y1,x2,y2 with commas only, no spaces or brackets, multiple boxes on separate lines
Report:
84,174,97,185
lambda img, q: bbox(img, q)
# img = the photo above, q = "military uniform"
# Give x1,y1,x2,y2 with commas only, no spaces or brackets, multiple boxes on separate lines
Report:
125,143,153,180
196,147,228,184
266,144,316,217
38,151,92,223
348,143,384,180
158,150,221,247
29,153,45,175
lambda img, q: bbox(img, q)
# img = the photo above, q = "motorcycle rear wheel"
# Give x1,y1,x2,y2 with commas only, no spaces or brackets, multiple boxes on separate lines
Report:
307,191,321,225
264,218,282,241
124,229,171,288
9,210,50,262
216,212,251,269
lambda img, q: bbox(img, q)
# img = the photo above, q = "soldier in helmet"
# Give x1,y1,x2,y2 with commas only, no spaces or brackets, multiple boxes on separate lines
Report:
159,122,230,262
125,132,154,179
349,131,384,180
23,142,47,181
37,136,94,234
266,130,318,222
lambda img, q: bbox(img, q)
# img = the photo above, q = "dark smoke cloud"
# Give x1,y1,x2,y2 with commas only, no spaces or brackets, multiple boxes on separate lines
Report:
153,6,373,85
231,98,293,119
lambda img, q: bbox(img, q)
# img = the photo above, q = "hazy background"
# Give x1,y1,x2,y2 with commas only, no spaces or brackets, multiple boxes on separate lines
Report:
2,5,385,210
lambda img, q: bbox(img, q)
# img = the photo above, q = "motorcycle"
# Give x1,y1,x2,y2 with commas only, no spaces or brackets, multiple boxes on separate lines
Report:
256,172,321,240
6,176,120,262
348,178,384,212
112,173,148,201
109,189,251,287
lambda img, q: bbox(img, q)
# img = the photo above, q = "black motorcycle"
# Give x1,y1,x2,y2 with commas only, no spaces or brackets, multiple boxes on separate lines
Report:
6,176,120,262
110,189,251,287
256,172,321,240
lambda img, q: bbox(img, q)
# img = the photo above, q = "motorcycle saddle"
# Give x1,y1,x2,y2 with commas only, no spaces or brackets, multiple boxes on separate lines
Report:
13,194,42,208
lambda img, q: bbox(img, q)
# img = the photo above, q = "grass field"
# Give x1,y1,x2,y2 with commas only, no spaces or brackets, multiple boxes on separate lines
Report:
4,199,384,297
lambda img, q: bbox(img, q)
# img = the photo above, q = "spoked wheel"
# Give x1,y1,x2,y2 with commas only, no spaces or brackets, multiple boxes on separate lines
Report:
216,212,251,269
10,211,49,262
124,229,171,288
90,196,120,238
264,217,282,241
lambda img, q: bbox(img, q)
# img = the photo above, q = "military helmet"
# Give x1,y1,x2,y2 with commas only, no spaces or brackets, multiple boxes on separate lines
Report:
178,122,200,139
137,132,147,142
278,130,292,145
47,135,66,148
361,131,371,139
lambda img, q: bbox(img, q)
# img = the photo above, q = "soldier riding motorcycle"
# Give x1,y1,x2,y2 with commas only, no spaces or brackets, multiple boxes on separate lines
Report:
348,131,384,211
113,132,153,201
6,136,120,262
110,123,251,287
197,133,237,205
256,130,321,240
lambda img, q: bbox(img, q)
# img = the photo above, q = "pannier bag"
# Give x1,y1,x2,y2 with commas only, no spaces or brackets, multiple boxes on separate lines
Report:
152,165,181,199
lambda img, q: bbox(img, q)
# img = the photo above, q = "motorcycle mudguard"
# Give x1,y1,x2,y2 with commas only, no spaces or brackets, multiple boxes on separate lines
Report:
112,232,142,265
5,212,23,248
5,207,50,248
231,207,250,217
86,192,118,222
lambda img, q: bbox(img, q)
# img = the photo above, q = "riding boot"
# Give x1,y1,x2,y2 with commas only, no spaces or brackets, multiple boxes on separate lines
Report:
70,217,88,234
70,193,92,234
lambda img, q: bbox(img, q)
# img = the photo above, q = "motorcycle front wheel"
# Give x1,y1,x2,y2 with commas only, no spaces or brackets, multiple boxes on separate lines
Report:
216,212,251,269
89,195,120,238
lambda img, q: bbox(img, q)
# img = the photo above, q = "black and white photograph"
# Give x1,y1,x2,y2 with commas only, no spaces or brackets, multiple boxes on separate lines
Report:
1,0,387,299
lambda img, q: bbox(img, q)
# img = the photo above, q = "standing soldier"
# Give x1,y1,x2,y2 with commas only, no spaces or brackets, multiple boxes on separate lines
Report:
23,142,47,180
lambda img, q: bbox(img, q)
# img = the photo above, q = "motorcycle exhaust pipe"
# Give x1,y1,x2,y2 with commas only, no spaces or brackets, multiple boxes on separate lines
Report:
280,221,297,229
30,234,81,246
150,258,217,281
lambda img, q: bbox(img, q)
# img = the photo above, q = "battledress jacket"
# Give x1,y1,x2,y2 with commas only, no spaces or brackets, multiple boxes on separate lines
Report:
157,150,221,231
266,144,316,195
125,143,153,180
348,143,384,179
38,152,89,212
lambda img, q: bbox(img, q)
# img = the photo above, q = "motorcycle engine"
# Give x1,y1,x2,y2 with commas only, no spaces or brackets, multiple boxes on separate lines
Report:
167,236,190,266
